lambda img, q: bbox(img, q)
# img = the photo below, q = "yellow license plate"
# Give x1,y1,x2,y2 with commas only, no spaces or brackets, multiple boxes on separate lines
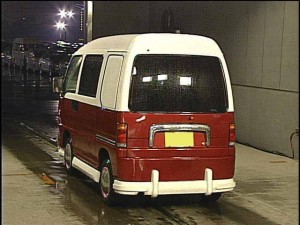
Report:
165,132,194,147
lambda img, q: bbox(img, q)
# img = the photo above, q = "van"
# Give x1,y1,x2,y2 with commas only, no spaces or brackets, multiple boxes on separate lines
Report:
11,38,45,68
54,33,236,204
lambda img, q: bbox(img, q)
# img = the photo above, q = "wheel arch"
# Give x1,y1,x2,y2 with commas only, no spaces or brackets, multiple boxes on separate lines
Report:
98,147,118,177
99,148,110,167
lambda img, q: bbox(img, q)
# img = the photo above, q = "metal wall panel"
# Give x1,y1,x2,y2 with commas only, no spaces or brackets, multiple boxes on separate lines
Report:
280,1,299,91
262,1,285,89
245,2,266,87
230,1,249,85
233,85,299,158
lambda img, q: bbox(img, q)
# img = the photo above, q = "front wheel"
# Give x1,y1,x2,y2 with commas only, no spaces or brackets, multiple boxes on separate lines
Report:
99,159,116,205
64,138,75,174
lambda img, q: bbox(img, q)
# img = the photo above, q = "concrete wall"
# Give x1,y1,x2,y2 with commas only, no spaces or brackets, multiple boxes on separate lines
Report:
87,1,299,158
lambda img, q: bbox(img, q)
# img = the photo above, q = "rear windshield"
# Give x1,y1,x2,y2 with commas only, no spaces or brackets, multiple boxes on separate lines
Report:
129,55,228,113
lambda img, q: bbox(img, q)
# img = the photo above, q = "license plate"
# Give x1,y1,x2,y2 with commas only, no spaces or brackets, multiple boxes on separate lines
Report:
165,132,194,147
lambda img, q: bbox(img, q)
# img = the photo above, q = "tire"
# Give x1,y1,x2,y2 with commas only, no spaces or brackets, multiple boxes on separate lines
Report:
64,138,75,174
201,193,222,202
99,159,116,205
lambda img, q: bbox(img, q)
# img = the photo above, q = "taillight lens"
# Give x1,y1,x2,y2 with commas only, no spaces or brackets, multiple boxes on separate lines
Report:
116,123,127,148
229,123,235,146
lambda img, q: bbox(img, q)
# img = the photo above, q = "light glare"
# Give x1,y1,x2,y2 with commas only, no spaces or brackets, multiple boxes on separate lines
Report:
55,21,66,29
58,9,67,18
67,11,74,18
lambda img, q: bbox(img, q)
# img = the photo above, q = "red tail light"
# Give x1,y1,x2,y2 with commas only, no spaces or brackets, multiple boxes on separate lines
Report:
116,123,128,148
229,123,235,146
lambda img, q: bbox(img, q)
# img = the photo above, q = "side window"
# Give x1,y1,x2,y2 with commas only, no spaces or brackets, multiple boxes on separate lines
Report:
64,56,83,94
101,55,123,109
78,55,103,97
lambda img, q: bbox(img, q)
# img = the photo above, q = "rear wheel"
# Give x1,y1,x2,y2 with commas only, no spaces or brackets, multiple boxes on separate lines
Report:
99,159,116,205
201,193,222,202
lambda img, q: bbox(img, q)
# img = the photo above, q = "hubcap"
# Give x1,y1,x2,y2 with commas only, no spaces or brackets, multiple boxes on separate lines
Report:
101,167,110,198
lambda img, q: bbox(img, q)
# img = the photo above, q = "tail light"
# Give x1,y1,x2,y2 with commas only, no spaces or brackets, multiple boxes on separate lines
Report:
116,123,128,148
229,123,235,146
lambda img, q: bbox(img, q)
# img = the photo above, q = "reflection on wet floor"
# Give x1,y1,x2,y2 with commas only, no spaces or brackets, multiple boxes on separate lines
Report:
40,173,56,185
2,64,52,85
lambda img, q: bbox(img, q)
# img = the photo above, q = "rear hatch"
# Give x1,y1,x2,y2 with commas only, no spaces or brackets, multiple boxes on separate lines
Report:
122,55,234,155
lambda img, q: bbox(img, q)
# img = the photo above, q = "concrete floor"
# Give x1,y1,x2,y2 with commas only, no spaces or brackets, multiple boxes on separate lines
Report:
2,145,86,225
2,135,298,224
233,143,299,224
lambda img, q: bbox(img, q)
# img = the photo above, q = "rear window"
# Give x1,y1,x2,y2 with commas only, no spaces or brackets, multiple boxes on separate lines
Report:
129,55,228,113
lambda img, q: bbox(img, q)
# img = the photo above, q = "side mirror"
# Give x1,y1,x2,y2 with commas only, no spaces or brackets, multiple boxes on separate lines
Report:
52,76,63,94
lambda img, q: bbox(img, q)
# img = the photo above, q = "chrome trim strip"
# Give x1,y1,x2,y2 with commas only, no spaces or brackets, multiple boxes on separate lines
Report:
116,143,127,148
96,134,116,146
149,124,211,147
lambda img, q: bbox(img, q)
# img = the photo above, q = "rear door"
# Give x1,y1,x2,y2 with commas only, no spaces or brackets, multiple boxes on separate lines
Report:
126,54,232,152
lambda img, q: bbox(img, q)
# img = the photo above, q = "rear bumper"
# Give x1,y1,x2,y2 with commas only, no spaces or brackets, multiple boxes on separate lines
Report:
113,168,236,197
117,155,235,181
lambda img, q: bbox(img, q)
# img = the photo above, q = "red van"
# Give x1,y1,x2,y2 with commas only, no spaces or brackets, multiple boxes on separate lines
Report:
54,33,236,204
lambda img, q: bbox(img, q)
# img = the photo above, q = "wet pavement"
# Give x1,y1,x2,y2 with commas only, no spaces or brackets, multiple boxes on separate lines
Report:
1,64,59,144
1,64,299,225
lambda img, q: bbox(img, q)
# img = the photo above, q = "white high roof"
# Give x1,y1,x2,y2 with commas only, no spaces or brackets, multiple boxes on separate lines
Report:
75,33,223,56
76,34,138,53
70,33,233,112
